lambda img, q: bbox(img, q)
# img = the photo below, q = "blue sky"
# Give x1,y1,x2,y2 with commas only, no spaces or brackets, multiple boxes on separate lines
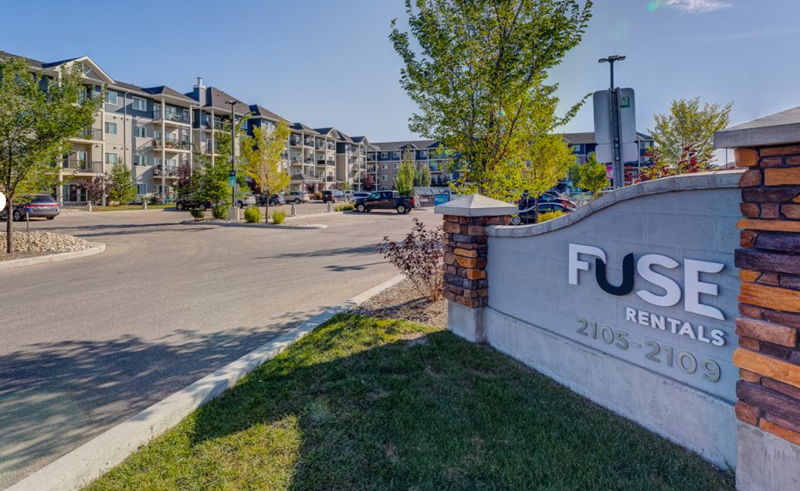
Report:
0,0,797,141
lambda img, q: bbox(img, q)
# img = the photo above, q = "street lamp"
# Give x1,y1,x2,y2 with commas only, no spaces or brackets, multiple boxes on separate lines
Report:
598,55,626,90
225,100,237,215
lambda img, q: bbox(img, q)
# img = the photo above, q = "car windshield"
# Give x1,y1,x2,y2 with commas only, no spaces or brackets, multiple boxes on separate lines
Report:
32,196,56,204
369,193,380,199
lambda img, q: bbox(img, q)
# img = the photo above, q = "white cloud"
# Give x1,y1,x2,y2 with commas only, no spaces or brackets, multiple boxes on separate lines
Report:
666,0,732,13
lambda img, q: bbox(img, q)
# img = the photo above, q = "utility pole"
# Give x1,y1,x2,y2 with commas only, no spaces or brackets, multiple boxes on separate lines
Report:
225,100,237,214
599,55,626,189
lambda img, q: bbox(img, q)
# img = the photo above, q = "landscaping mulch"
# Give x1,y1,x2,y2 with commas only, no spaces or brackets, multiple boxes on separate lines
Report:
352,278,448,328
0,232,88,262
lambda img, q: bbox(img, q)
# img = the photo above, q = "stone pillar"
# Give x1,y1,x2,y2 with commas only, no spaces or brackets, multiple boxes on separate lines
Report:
435,194,516,342
718,122,800,490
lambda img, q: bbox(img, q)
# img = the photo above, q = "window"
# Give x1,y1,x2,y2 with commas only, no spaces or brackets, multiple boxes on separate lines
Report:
131,97,147,111
420,151,428,158
137,184,147,195
381,175,387,182
393,151,400,158
105,91,118,105
382,163,387,170
154,131,162,140
133,155,147,166
381,152,388,158
393,163,399,170
133,126,147,138
105,153,118,165
105,122,117,135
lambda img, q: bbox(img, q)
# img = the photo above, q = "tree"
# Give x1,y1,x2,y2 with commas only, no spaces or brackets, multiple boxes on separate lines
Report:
394,150,416,196
414,163,431,187
107,161,136,205
241,121,291,222
640,144,711,181
0,55,103,252
390,0,592,201
176,161,196,198
650,97,732,169
363,173,375,191
577,153,609,196
518,133,575,218
80,173,110,206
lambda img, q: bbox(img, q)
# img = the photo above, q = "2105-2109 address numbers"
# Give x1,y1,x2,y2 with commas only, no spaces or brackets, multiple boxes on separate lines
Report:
577,318,721,383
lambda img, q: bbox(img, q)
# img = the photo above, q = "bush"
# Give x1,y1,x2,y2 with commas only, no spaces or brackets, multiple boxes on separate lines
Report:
272,210,286,225
212,205,227,220
334,203,355,212
377,218,444,302
148,194,162,205
189,208,205,221
244,206,261,223
538,210,566,222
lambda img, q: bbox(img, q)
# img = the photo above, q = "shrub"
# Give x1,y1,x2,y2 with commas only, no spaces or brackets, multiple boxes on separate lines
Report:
212,205,227,220
538,210,565,222
272,210,286,225
189,208,205,221
334,203,355,212
244,206,261,223
377,218,444,302
148,194,162,205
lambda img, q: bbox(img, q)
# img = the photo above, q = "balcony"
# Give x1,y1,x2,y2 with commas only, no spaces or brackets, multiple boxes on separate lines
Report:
326,175,335,182
303,138,314,147
153,138,191,151
63,159,102,173
290,137,302,147
154,165,178,177
317,159,336,166
154,109,190,125
73,128,103,142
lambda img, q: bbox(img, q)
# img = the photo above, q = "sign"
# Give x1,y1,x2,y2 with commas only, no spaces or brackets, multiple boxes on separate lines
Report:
563,243,734,400
0,192,5,212
593,88,637,145
595,142,639,164
434,194,450,206
229,171,236,178
228,176,236,186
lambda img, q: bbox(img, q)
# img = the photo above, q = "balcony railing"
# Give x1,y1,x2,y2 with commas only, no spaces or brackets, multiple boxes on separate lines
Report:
326,175,335,182
317,159,336,166
154,165,178,177
153,138,191,150
63,159,102,173
154,109,190,124
74,128,102,141
290,137,302,146
303,139,314,147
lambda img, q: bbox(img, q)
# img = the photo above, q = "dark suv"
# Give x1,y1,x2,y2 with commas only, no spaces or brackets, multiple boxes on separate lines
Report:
175,196,213,211
321,190,336,203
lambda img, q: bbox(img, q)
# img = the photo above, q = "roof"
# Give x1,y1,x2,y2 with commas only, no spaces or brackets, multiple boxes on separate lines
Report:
290,173,322,182
250,104,287,123
110,80,150,96
336,131,354,144
191,86,250,114
371,139,440,152
351,136,368,144
291,122,319,134
143,85,196,104
715,105,800,148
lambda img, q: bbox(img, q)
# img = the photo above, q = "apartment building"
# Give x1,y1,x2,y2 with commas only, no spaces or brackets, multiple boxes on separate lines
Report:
369,140,454,191
563,131,654,171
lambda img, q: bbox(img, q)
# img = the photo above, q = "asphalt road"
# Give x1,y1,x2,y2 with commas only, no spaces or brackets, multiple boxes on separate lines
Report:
0,207,439,489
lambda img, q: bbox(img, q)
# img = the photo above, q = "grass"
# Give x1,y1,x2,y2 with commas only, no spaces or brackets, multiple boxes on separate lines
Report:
334,203,355,212
91,204,175,212
85,315,734,491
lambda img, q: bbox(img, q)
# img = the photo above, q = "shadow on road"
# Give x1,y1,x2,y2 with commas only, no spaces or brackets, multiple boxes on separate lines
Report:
255,244,377,260
0,306,320,487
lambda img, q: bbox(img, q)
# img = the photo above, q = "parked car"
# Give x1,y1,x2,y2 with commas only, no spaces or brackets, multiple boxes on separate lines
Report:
354,191,415,214
237,193,257,208
0,195,60,221
517,192,576,211
284,192,309,204
510,202,571,225
321,190,346,203
350,192,370,202
175,196,212,211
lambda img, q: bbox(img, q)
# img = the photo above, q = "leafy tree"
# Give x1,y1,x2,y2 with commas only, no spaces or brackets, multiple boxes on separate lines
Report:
0,55,103,252
194,151,231,208
363,173,375,191
390,0,592,201
176,161,196,198
650,97,732,169
241,120,291,221
577,153,609,196
394,150,416,196
107,161,136,205
414,163,431,187
79,173,110,206
640,144,711,181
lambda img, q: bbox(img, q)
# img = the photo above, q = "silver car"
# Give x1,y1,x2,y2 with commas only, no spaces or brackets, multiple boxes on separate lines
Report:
236,194,257,208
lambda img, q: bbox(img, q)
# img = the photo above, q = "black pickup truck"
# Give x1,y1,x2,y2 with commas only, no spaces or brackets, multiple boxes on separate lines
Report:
354,191,414,214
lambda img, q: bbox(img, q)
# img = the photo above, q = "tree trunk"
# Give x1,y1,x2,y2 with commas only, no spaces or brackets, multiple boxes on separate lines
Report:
265,200,270,224
6,196,13,254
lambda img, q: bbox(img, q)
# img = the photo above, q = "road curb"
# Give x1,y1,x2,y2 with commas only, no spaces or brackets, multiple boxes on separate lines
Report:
8,274,405,491
0,243,106,272
179,220,327,230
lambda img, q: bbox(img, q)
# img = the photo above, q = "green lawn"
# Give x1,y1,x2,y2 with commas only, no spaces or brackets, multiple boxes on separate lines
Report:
85,315,734,491
91,204,175,212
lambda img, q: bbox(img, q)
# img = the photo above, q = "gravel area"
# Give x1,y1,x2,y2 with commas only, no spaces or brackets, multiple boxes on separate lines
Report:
352,278,448,328
0,231,88,262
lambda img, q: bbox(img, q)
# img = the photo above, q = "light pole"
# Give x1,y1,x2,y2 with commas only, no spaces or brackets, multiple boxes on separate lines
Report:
225,100,237,215
598,55,626,188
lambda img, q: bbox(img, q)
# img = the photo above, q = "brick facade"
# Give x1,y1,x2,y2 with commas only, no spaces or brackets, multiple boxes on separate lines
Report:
442,214,510,308
733,144,800,448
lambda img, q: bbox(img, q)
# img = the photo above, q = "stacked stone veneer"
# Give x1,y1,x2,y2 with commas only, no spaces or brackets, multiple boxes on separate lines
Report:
733,144,800,448
442,215,510,308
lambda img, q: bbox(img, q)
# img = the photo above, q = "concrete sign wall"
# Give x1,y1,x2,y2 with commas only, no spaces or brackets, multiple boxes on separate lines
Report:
482,172,743,469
